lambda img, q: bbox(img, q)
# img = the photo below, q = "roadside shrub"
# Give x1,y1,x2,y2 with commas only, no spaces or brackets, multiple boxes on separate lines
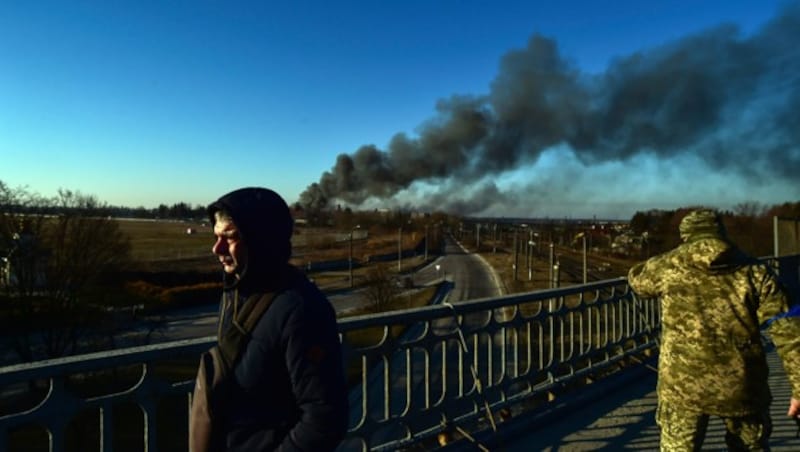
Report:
157,282,221,309
124,280,164,299
123,280,221,312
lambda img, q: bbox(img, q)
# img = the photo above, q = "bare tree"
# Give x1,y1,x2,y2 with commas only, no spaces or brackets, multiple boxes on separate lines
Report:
0,184,132,363
360,263,401,313
733,202,766,218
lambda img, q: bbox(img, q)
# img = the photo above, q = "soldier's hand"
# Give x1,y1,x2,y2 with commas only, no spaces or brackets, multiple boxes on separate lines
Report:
788,397,800,417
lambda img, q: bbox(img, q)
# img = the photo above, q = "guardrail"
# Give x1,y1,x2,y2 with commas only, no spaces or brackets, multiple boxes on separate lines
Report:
0,277,656,452
338,276,657,451
0,254,795,451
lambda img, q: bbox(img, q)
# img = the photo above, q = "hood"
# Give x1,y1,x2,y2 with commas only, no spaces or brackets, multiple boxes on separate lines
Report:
207,187,294,292
677,209,750,274
680,237,750,274
679,209,726,242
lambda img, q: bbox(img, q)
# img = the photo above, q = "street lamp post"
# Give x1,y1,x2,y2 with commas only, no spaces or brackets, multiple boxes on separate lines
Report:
424,224,429,261
492,223,497,253
582,232,588,284
527,240,534,281
527,229,533,281
398,226,403,272
553,260,561,288
513,228,519,281
349,225,360,288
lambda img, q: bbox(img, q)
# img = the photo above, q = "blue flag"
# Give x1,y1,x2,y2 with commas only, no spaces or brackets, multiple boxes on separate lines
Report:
762,304,800,329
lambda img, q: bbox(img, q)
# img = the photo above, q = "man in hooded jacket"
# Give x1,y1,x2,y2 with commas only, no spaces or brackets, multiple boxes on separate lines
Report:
628,208,800,451
206,187,348,451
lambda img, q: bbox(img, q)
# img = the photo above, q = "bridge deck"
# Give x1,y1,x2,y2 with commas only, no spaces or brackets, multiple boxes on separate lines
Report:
495,347,798,451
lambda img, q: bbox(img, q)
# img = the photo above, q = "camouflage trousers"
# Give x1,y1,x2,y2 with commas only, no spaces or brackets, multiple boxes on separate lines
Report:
656,402,772,451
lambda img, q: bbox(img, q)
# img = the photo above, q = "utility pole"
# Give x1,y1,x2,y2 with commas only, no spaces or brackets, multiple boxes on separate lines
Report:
493,223,497,253
424,224,429,261
513,228,519,281
528,229,533,281
582,232,587,284
398,226,403,272
349,225,360,288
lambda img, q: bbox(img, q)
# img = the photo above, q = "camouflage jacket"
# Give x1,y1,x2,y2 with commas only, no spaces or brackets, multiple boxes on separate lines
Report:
628,236,800,416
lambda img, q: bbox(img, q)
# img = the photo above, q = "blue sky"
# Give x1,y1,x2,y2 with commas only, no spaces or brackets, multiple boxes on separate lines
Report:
2,0,798,219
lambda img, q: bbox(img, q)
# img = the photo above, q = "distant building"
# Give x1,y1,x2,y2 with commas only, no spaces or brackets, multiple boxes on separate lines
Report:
611,231,643,256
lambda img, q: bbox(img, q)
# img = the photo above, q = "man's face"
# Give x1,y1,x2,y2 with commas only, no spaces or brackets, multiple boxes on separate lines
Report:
212,216,247,276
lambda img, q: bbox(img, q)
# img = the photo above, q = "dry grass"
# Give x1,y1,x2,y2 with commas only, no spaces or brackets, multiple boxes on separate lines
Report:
116,219,429,304
116,219,212,263
118,219,409,270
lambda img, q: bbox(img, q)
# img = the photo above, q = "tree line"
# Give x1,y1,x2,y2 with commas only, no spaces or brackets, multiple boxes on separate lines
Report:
628,202,800,258
0,186,206,222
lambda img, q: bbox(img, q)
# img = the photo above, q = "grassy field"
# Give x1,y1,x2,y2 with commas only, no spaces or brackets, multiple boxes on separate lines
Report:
117,219,412,269
117,218,634,295
114,218,434,312
116,219,213,264
117,218,427,281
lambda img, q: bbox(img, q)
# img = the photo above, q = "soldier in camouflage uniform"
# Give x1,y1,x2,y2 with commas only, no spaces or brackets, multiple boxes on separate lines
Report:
628,209,800,451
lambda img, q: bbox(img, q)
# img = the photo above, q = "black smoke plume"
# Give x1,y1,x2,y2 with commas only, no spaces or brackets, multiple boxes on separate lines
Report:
300,4,800,216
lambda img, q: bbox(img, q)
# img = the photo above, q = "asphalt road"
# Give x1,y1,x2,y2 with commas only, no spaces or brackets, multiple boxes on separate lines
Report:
152,233,504,342
343,234,507,450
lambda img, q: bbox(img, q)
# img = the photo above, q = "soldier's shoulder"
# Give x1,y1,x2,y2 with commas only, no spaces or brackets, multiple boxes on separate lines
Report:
646,246,686,267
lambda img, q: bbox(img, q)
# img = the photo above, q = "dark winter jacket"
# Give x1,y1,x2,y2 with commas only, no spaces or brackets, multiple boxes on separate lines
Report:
208,188,348,451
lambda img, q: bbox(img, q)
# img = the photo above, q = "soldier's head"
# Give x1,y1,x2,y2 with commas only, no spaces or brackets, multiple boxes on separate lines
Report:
679,209,727,243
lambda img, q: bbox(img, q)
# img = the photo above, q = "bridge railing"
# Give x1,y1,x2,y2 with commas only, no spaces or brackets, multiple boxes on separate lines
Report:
0,277,658,452
1,254,795,451
0,337,212,452
338,276,657,450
